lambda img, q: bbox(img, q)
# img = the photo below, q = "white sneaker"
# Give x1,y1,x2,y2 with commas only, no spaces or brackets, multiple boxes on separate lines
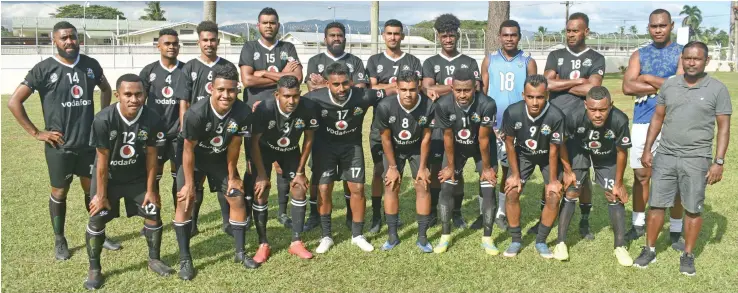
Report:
351,235,374,252
315,237,334,254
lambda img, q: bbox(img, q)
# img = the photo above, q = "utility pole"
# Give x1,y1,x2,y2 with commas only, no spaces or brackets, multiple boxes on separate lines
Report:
561,1,572,24
732,1,738,70
370,1,379,55
204,1,216,22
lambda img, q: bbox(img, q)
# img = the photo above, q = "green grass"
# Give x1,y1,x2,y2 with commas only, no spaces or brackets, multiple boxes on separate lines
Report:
3,73,738,292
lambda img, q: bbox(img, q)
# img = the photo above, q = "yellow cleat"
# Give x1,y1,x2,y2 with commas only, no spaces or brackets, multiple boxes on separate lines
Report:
482,237,499,256
434,235,452,254
553,242,569,261
614,246,633,267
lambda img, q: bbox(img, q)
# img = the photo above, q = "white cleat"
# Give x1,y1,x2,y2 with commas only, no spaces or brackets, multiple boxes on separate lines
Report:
315,237,334,254
351,235,375,252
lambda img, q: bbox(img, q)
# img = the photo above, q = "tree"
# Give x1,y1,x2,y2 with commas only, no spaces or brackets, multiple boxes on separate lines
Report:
537,26,548,41
485,1,510,54
629,25,638,35
1,26,13,37
679,5,702,36
204,1,216,22
50,4,126,19
140,2,166,21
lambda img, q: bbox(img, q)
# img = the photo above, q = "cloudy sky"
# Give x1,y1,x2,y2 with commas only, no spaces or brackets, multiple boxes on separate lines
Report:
1,1,732,33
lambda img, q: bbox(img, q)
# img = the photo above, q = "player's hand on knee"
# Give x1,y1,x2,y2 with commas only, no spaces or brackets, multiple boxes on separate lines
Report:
505,175,521,194
291,173,309,191
142,191,161,210
36,130,65,148
481,167,497,185
612,183,628,203
89,195,110,216
640,152,653,168
705,163,723,185
178,184,196,211
562,170,576,191
254,175,270,198
545,181,563,200
415,168,431,191
228,178,245,196
438,166,454,183
385,165,401,190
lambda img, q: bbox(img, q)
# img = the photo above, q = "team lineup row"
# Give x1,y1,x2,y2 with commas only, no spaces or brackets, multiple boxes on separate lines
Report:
7,6,730,290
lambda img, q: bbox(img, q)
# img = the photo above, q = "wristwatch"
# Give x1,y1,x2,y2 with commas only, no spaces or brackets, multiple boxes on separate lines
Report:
714,158,725,165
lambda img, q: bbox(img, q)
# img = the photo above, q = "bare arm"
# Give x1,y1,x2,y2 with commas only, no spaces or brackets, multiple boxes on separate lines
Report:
569,74,603,97
443,128,455,171
241,65,278,89
481,56,490,94
548,143,560,184
615,147,627,186
250,133,267,179
715,115,731,161
95,148,110,201
527,58,538,76
182,139,197,187
418,128,431,172
297,130,315,174
370,77,397,90
262,61,304,83
504,135,518,176
98,76,112,108
179,101,189,132
622,51,657,96
479,127,494,170
227,136,242,181
8,85,42,138
380,128,398,168
544,69,585,92
422,77,452,100
643,105,665,154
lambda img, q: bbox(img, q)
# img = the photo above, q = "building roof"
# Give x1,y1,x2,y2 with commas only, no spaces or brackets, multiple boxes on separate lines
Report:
11,17,167,32
85,30,116,39
282,31,435,46
117,21,241,38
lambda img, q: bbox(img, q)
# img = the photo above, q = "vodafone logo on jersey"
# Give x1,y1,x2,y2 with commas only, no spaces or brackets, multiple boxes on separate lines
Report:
588,141,601,149
335,120,348,130
398,130,412,140
70,85,84,99
210,135,224,147
267,65,279,72
277,137,290,147
206,82,213,94
120,145,136,159
389,76,397,84
444,77,453,85
457,129,471,140
162,86,174,98
525,139,538,150
569,70,581,79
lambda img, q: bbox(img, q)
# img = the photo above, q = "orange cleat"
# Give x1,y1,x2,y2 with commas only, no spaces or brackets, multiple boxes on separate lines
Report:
253,244,271,264
288,241,313,259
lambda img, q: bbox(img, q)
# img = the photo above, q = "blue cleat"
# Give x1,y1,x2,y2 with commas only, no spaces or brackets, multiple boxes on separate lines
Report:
381,240,400,251
535,243,554,259
416,241,433,253
503,242,523,257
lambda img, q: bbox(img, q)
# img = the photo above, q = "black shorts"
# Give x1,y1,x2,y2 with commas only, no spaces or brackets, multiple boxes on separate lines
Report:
312,142,365,184
370,129,384,164
89,177,159,221
259,148,301,180
177,161,229,193
567,140,591,170
510,154,559,186
429,129,445,165
441,147,498,180
383,152,422,179
307,154,342,183
45,145,95,188
157,137,180,167
568,161,617,193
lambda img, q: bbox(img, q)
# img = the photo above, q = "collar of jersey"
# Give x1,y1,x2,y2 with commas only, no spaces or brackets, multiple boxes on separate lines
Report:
565,46,591,57
197,56,221,67
328,88,353,107
276,98,292,118
525,102,550,122
52,54,81,68
439,51,462,62
159,60,180,72
116,103,143,126
325,51,348,61
210,99,232,120
258,39,279,51
498,49,522,62
397,94,422,114
383,51,406,62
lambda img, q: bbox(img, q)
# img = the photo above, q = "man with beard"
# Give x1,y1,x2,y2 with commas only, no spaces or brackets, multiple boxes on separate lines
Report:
240,7,303,231
366,19,422,233
303,21,368,232
481,19,537,231
622,9,685,250
539,12,605,240
180,21,236,237
8,21,120,261
421,14,481,230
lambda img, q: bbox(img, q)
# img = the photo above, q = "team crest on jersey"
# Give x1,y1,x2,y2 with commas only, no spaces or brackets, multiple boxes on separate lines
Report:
157,132,165,140
471,113,480,123
389,116,396,123
402,65,410,71
444,77,453,85
162,86,174,98
50,73,58,83
191,72,197,81
335,120,348,130
240,126,249,134
353,107,363,116
310,119,318,125
280,52,289,61
557,58,564,66
70,85,84,99
358,72,365,79
149,73,156,82
120,145,136,159
347,63,354,72
434,65,440,73
461,64,469,69
398,130,412,140
227,121,238,133
457,129,471,140
277,137,291,147
540,124,551,135
514,122,522,130
583,58,592,67
449,114,456,121
137,129,148,141
253,52,260,60
86,68,95,80
318,64,325,73
109,130,117,140
206,122,212,131
605,130,615,139
321,109,328,117
418,116,427,126
525,139,537,150
577,127,585,134
210,135,224,147
588,141,601,149
377,65,384,73
294,118,305,129
569,70,581,79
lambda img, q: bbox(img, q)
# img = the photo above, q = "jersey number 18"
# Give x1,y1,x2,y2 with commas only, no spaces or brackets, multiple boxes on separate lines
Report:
499,72,514,91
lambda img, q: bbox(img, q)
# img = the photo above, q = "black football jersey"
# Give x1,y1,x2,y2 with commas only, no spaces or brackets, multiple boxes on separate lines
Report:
304,87,386,144
139,60,189,138
252,98,319,152
181,57,234,104
544,47,606,115
435,92,497,155
502,101,566,160
566,105,632,164
181,99,251,162
366,52,423,84
239,40,300,105
90,104,165,183
22,54,104,149
372,94,434,155
422,53,481,86
305,52,368,86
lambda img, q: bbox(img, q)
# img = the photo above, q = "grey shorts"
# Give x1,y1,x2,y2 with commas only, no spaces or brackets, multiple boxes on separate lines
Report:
383,152,421,179
649,153,710,214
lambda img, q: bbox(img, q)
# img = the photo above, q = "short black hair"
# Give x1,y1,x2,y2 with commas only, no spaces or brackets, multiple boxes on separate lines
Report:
683,41,709,58
396,70,419,84
649,9,672,22
277,75,300,89
159,28,178,37
499,19,521,35
53,21,77,33
116,73,142,91
196,21,218,36
525,74,548,90
384,19,403,30
452,69,476,83
434,14,460,34
258,7,279,22
568,12,590,28
587,86,611,100
324,22,345,37
324,62,350,79
212,63,239,82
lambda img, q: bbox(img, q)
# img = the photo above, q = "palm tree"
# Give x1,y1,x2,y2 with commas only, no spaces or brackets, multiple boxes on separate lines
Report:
698,26,719,44
679,5,702,36
629,25,638,35
537,26,548,41
139,1,166,21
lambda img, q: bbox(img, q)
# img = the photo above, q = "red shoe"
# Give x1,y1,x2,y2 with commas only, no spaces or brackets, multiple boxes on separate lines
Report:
253,244,270,263
288,241,313,259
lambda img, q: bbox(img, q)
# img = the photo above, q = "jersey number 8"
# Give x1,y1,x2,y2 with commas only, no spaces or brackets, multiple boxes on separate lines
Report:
402,118,409,128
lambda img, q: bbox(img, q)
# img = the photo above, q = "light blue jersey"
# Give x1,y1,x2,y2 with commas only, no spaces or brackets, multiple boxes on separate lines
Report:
487,49,532,129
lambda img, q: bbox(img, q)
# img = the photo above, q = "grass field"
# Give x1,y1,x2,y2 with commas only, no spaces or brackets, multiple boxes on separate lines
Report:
2,73,738,292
